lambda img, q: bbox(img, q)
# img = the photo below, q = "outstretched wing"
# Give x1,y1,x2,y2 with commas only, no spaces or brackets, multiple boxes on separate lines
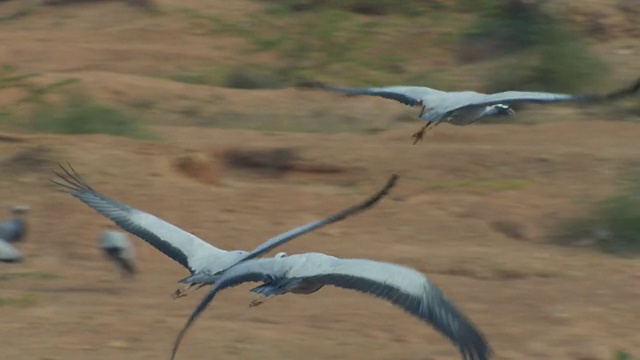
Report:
172,255,491,360
320,85,444,106
455,77,640,109
176,174,398,285
302,258,491,360
171,258,290,360
238,174,398,262
51,164,225,274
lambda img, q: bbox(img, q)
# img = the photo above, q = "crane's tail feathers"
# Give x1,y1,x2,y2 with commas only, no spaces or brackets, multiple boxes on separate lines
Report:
249,279,301,297
249,283,278,296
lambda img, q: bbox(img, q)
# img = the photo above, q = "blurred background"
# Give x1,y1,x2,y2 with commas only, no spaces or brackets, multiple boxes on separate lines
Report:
0,0,639,359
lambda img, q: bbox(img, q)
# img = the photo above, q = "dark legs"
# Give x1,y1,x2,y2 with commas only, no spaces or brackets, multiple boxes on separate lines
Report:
411,122,436,144
172,283,206,299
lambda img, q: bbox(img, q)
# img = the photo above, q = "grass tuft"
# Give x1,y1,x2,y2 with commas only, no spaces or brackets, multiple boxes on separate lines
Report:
223,67,286,89
459,0,607,93
615,351,637,360
0,294,38,308
484,25,607,94
24,96,152,139
551,180,640,255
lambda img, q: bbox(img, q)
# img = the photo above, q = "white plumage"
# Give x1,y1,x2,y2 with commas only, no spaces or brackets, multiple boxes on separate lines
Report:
0,238,22,263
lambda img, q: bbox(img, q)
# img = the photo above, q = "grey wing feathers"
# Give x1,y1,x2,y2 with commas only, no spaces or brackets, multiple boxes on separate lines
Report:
172,256,491,360
322,85,442,106
464,91,589,107
463,78,640,108
51,164,223,273
234,174,398,264
178,175,397,285
305,259,491,360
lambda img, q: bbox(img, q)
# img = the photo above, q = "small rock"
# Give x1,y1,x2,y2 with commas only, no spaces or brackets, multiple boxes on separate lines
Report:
616,49,633,56
490,220,527,240
108,340,129,349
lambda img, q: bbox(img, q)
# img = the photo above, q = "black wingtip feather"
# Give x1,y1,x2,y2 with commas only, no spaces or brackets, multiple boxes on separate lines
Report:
580,77,640,103
294,80,327,89
171,286,221,360
310,273,492,360
51,163,95,193
224,174,400,267
171,322,191,360
52,163,197,273
356,173,398,211
604,76,640,101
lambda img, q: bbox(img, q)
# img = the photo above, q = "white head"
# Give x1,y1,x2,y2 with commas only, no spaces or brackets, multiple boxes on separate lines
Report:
484,104,515,117
274,252,288,258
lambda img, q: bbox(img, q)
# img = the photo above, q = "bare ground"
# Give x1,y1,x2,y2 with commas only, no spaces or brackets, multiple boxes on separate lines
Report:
0,1,639,360
1,122,640,360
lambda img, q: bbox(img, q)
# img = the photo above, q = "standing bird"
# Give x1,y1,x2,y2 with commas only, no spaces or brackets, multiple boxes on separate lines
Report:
0,238,22,263
314,78,640,144
51,164,398,298
171,252,492,360
99,227,136,277
0,205,29,243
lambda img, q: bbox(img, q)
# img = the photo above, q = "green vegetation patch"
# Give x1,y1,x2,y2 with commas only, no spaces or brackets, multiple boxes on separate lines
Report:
551,180,640,255
24,97,153,139
0,294,38,308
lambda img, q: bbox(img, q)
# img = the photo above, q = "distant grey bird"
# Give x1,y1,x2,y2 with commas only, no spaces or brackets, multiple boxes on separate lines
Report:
316,78,640,144
51,164,398,298
171,251,491,360
0,205,29,243
0,238,23,263
99,229,136,277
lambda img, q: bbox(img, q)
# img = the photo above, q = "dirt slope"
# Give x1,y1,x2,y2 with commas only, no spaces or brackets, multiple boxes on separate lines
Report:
0,1,639,360
1,122,640,360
